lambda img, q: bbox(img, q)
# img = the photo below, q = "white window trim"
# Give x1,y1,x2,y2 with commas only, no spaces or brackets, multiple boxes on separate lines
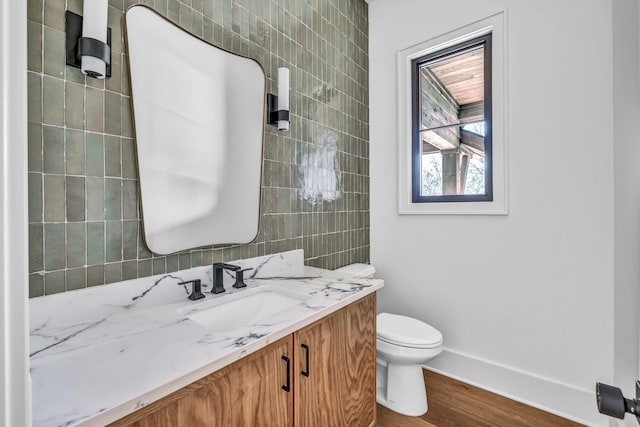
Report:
396,11,508,215
1,1,31,426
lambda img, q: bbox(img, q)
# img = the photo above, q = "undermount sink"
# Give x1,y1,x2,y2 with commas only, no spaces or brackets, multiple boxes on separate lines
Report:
178,285,310,332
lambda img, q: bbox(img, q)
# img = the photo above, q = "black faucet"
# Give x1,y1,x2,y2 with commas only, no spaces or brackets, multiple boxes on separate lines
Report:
178,279,205,301
212,263,241,294
233,268,253,289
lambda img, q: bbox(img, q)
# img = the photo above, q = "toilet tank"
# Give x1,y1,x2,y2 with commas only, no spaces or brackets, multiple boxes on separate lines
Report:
334,263,376,278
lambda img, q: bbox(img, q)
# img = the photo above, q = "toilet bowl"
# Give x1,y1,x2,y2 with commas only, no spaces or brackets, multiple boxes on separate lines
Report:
334,263,444,417
376,312,443,416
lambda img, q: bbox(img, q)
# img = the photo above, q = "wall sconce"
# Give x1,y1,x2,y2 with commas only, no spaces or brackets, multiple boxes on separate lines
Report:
267,67,290,131
65,0,111,79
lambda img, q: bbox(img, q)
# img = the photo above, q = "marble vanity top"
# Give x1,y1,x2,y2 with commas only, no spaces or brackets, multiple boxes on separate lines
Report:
29,250,383,427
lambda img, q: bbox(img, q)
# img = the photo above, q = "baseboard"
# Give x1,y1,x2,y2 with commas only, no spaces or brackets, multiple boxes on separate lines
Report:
424,348,606,427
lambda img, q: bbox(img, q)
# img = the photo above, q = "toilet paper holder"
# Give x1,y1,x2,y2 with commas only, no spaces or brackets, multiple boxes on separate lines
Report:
596,381,640,424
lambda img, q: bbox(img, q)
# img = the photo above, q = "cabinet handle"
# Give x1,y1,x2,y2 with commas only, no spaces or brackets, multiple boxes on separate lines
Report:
281,355,290,392
301,344,310,377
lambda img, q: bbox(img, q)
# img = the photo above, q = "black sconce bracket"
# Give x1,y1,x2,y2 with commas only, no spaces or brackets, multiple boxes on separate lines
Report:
65,10,112,78
267,93,290,126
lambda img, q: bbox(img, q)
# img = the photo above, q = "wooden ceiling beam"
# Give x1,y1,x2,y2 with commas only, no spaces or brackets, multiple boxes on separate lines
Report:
422,142,439,154
422,129,459,151
421,68,458,111
459,101,484,122
460,129,484,154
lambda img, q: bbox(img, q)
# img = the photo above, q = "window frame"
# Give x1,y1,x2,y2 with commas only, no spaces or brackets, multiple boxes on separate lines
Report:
411,34,493,203
396,12,508,215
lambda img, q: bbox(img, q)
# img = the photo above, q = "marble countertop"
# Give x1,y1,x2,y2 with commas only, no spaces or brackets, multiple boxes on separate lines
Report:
29,250,383,427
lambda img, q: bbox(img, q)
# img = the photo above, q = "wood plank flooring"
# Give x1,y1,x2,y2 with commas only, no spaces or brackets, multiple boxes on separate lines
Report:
375,369,586,427
376,404,437,427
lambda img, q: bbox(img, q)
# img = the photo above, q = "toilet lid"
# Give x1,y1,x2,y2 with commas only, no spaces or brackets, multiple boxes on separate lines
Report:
377,313,443,348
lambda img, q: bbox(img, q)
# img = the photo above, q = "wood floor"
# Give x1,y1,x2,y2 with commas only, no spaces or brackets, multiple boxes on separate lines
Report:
376,404,437,427
375,369,586,427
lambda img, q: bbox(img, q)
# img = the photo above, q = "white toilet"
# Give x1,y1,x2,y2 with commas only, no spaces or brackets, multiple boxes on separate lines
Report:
335,263,444,417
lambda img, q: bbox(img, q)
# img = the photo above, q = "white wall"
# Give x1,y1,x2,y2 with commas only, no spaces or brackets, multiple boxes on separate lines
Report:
612,0,640,419
369,1,634,425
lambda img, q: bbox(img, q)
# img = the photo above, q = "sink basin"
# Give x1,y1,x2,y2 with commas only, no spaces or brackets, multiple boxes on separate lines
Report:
178,285,310,332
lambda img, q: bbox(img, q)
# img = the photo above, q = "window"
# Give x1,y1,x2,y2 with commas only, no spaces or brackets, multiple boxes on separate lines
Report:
412,34,492,203
397,12,507,215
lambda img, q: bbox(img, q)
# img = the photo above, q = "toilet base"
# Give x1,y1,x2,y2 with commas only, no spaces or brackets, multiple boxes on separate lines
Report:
376,362,428,416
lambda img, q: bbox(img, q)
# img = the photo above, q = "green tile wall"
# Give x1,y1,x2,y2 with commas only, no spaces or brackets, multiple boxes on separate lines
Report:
27,0,370,297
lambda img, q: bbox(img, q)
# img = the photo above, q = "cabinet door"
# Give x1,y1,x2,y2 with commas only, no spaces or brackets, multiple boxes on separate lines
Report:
294,293,376,427
111,335,293,427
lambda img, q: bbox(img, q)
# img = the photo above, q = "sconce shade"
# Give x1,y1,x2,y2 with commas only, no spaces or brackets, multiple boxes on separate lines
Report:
80,0,109,78
277,67,290,131
267,67,290,131
65,10,112,78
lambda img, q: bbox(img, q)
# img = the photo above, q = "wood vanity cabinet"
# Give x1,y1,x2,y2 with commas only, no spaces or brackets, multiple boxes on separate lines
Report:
110,336,294,427
294,293,376,427
111,293,376,427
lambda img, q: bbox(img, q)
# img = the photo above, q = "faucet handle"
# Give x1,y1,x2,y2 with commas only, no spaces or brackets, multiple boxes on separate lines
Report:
178,279,205,301
233,268,253,289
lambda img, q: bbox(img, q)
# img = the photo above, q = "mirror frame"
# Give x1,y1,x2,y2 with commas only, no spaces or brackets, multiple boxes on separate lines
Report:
124,5,266,254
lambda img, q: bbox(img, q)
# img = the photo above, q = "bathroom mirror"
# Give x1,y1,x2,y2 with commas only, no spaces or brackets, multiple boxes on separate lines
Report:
125,6,265,255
